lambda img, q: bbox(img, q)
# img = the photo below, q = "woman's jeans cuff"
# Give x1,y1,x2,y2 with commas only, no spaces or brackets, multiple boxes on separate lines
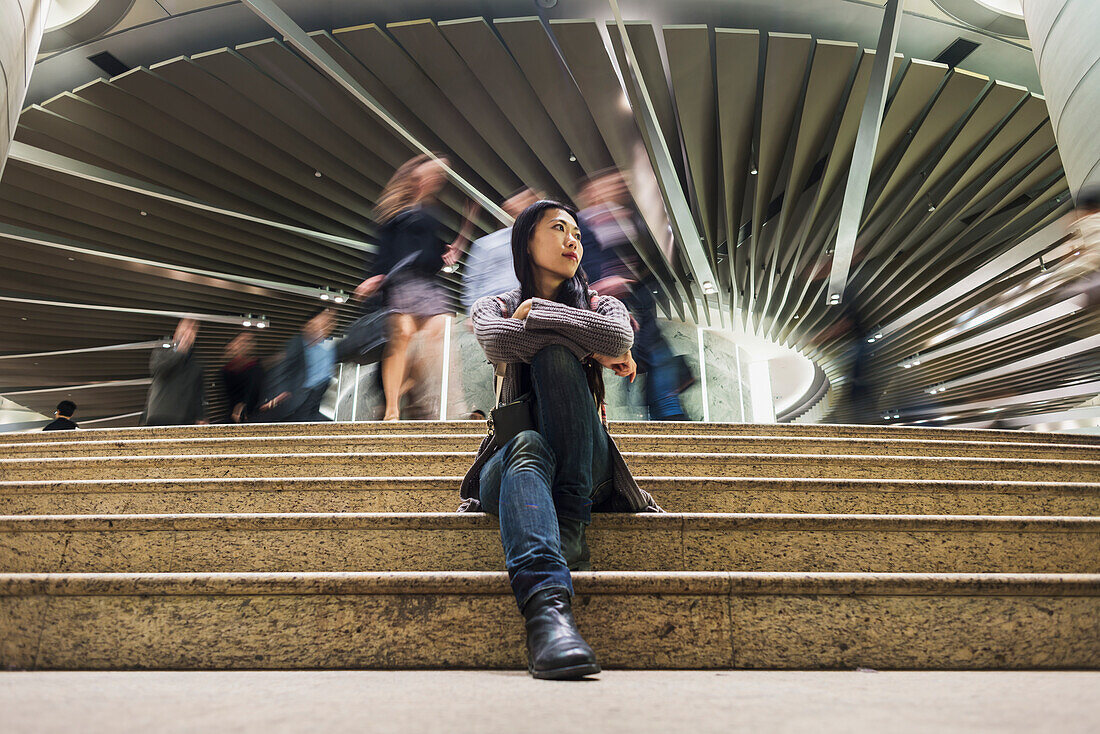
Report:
509,567,574,610
552,491,593,524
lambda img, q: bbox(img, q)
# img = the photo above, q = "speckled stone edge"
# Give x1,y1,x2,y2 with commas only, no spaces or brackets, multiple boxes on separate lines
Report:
3,451,1098,473
5,433,1097,459
2,571,1099,597
1,512,1097,533
2,420,1096,444
2,476,1098,496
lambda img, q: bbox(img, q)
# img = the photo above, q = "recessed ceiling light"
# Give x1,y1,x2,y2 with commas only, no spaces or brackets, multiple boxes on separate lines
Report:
568,153,576,162
314,171,322,178
140,211,147,216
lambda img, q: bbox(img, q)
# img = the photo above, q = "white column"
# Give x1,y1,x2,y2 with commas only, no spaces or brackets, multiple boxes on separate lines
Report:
0,0,50,181
1022,0,1100,195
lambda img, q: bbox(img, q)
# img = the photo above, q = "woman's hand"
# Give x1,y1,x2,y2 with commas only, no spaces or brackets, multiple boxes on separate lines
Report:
592,350,637,383
443,244,463,266
512,299,534,320
353,274,384,302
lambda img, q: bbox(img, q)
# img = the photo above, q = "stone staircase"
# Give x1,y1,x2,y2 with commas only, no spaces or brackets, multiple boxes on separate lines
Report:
1,421,1098,671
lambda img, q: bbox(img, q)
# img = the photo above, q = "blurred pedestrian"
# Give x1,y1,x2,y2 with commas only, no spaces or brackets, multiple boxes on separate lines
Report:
42,400,78,431
460,188,539,313
221,331,263,423
142,318,207,426
353,154,478,420
578,171,691,421
1060,184,1100,308
260,307,337,422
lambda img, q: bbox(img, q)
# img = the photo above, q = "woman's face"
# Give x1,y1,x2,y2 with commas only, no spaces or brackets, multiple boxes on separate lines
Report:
528,207,583,282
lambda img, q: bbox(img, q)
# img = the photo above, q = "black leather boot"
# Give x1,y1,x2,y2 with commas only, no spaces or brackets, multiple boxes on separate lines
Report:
558,519,592,571
522,588,600,680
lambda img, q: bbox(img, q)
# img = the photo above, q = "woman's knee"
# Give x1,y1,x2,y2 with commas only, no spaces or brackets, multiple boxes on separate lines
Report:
503,430,555,472
531,345,582,378
389,315,417,343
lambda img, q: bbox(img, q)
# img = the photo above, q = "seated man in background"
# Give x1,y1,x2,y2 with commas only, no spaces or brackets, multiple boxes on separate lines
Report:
42,400,78,431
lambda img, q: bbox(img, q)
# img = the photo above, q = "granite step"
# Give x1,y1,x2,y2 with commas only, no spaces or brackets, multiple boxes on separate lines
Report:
1,511,1095,575
5,433,1098,461
3,452,1098,483
3,571,1097,670
3,420,1097,446
2,476,1097,516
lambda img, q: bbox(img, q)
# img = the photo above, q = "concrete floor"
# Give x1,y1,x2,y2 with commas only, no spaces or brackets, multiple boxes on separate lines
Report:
2,671,1098,733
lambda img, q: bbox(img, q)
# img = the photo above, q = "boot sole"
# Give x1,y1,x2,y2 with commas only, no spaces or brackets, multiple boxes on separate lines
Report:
528,662,602,680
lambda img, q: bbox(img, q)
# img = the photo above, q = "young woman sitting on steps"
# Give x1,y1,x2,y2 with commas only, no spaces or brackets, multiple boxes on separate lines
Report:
459,199,662,680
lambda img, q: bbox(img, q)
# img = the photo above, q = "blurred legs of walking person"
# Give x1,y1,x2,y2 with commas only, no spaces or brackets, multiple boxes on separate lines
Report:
381,312,450,420
624,287,690,421
381,313,417,421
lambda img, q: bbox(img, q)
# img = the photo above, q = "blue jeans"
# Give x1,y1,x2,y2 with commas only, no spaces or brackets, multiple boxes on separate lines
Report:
625,287,686,420
479,346,613,610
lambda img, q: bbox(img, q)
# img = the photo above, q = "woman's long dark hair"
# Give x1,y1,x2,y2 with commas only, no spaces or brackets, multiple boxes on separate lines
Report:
511,200,605,405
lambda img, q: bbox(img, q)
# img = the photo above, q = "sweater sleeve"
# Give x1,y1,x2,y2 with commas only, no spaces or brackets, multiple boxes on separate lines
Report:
471,296,588,365
523,295,634,357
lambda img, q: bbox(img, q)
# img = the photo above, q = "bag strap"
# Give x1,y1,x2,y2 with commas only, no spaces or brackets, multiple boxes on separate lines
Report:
493,363,507,407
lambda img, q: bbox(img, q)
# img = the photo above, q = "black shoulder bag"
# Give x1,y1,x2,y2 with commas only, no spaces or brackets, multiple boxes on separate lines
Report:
488,363,536,450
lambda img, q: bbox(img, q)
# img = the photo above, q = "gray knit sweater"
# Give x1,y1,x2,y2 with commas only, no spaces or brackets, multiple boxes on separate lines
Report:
458,287,661,513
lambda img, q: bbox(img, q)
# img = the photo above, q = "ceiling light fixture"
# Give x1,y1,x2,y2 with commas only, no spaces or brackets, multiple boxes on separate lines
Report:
139,211,147,216
568,153,577,162
314,171,322,178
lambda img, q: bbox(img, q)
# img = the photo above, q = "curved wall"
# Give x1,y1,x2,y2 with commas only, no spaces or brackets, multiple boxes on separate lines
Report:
0,0,49,179
1022,0,1100,196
